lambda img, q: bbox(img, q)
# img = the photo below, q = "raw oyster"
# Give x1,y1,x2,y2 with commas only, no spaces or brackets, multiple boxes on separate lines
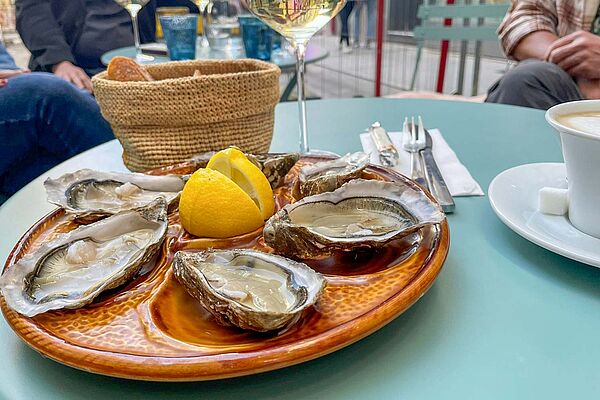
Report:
264,179,445,259
191,151,300,189
0,198,168,317
173,249,325,332
298,152,369,198
45,169,185,220
247,153,300,189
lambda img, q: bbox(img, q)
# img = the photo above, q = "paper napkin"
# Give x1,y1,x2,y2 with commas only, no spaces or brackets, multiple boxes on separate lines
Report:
360,129,484,196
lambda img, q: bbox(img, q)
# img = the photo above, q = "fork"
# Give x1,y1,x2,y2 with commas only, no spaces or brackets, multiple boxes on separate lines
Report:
402,116,427,188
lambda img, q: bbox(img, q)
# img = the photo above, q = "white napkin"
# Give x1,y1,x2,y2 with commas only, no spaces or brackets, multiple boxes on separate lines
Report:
360,129,484,197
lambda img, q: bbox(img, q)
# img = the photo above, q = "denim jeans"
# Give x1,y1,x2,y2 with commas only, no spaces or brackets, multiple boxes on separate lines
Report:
0,73,114,199
353,0,377,42
339,2,355,45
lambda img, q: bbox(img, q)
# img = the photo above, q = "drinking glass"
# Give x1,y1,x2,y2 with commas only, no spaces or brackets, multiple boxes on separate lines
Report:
243,0,346,154
114,0,154,63
156,7,189,39
160,14,199,60
195,0,211,47
239,15,273,61
205,0,242,51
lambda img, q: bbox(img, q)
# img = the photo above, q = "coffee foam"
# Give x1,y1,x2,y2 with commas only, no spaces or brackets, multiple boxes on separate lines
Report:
556,112,600,135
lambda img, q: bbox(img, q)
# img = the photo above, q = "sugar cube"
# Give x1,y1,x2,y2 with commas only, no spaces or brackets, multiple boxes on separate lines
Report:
538,187,569,216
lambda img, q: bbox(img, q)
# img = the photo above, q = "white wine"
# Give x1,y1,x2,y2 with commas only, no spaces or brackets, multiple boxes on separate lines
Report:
245,0,346,45
114,0,150,15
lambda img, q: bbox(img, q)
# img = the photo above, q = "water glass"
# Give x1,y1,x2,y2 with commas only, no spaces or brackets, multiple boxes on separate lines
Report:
155,7,189,39
238,15,273,61
205,0,242,51
160,14,198,61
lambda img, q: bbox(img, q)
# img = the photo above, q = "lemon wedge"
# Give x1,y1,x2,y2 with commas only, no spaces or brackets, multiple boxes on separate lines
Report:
207,148,275,220
179,168,264,238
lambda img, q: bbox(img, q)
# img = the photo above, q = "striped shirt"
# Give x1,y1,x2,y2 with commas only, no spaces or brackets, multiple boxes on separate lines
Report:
499,0,600,58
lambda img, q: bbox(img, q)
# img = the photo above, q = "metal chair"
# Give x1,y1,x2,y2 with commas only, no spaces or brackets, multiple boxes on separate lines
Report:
409,2,509,95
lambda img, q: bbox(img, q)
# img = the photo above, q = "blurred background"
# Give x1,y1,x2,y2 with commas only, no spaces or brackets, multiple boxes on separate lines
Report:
0,0,512,100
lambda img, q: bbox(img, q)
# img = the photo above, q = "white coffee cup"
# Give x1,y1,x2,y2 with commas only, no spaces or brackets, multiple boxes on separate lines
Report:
546,100,600,238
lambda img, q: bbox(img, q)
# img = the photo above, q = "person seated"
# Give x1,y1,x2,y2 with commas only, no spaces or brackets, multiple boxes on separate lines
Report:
16,0,198,91
0,44,113,201
485,0,600,110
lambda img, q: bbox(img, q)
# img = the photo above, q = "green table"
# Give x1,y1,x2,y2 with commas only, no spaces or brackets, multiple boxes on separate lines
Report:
101,42,329,102
1,99,598,399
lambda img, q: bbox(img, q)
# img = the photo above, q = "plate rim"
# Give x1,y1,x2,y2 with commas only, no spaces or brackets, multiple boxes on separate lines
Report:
488,162,600,269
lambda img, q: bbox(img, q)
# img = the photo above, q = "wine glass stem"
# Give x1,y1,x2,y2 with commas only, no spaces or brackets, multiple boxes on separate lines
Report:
131,11,142,59
295,43,309,154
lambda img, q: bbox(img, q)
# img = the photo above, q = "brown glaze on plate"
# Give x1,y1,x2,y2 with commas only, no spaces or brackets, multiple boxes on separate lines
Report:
0,157,449,381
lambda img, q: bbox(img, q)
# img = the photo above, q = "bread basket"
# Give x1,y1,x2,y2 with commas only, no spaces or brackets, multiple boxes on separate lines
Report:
93,59,280,171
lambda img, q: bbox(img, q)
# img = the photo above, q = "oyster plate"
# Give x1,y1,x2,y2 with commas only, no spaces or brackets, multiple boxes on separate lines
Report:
0,156,449,381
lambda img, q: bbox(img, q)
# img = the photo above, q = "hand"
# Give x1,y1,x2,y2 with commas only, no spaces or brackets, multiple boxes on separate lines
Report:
577,78,600,100
545,31,600,79
51,61,93,92
0,68,30,87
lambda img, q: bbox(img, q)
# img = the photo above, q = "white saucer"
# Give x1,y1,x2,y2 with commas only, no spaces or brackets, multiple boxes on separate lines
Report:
488,163,600,268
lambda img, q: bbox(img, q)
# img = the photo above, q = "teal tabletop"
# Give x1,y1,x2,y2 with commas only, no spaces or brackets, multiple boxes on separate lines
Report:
1,99,598,399
100,42,329,70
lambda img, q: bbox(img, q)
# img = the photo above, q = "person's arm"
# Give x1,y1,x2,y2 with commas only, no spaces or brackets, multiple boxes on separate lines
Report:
513,30,558,61
545,30,600,80
15,0,92,91
15,0,76,70
497,0,559,60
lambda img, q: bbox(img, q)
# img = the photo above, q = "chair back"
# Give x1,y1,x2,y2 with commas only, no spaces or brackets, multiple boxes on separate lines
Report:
410,2,510,95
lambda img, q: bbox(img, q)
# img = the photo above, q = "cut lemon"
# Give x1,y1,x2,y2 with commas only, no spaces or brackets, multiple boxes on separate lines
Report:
207,148,275,220
178,168,264,238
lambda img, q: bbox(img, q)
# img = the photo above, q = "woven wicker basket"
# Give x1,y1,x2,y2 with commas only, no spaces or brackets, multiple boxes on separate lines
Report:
92,59,280,171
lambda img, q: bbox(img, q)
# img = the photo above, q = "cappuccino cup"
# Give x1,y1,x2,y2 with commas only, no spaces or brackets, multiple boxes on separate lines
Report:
546,100,600,238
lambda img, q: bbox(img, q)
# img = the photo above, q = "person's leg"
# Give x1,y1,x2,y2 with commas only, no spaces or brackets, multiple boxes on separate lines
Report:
0,72,114,197
353,1,364,46
366,0,377,44
339,2,354,46
485,60,583,110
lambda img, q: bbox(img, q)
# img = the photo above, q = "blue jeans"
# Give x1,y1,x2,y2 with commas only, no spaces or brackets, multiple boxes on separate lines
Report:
0,73,114,199
339,2,355,45
353,0,377,42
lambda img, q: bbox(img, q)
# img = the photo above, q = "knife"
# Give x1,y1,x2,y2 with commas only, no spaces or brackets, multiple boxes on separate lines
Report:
368,122,400,168
420,127,455,213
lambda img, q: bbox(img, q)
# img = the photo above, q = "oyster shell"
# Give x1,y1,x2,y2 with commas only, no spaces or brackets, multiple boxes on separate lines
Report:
247,153,300,189
0,198,168,317
264,179,445,259
191,151,300,189
45,169,185,220
172,249,325,332
298,152,369,198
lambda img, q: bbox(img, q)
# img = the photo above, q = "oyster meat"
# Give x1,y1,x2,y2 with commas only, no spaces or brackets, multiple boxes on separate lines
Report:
173,249,325,332
45,169,185,219
0,198,168,317
297,152,369,198
264,179,445,259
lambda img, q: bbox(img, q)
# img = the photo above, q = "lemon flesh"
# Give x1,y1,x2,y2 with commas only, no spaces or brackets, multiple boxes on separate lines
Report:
207,148,275,220
179,168,264,238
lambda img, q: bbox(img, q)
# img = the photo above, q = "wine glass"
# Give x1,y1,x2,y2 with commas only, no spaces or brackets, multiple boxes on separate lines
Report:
114,0,154,63
195,0,211,47
243,0,346,154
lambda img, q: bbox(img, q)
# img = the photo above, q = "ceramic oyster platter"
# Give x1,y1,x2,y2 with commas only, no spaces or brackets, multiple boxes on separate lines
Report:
0,153,449,381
